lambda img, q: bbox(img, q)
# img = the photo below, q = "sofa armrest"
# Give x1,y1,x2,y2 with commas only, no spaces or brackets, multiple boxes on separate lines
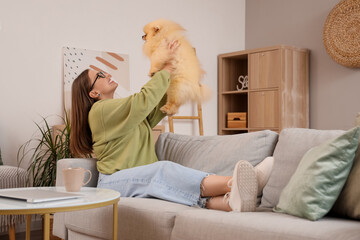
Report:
53,158,99,239
55,158,99,187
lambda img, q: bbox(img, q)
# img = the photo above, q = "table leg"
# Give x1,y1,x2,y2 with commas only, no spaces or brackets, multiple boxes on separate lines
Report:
113,203,118,240
26,215,31,240
43,213,50,240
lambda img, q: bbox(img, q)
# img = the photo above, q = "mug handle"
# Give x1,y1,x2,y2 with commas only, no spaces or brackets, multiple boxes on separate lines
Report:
82,169,93,186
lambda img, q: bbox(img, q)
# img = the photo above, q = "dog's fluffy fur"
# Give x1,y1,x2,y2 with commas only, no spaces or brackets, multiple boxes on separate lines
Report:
142,19,211,115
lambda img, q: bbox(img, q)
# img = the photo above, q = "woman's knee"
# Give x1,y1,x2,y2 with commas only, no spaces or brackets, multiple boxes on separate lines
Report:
154,160,176,169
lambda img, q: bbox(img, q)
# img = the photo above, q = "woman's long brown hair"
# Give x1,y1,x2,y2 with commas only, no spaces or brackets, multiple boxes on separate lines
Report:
70,69,96,157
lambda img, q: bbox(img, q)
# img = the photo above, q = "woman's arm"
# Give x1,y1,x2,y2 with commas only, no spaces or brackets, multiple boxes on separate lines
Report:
147,93,167,128
128,70,170,123
97,70,170,139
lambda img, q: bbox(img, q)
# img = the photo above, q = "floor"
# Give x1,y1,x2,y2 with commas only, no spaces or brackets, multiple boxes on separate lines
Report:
0,219,62,240
0,229,43,240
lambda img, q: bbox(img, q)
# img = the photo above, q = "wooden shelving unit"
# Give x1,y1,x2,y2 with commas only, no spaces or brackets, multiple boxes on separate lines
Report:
218,45,309,135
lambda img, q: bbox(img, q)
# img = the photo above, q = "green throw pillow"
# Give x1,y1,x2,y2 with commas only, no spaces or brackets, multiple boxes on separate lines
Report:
274,127,360,221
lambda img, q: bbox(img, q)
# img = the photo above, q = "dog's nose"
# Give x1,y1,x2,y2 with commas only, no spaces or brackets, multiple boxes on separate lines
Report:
142,34,146,40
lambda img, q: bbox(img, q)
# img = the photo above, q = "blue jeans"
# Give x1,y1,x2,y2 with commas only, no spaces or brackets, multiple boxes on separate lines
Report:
97,161,209,208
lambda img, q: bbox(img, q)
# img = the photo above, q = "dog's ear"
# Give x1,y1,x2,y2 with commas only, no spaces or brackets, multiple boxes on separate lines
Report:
153,26,160,34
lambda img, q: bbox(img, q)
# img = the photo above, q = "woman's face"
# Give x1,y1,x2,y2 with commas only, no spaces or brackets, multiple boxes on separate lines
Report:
88,70,118,99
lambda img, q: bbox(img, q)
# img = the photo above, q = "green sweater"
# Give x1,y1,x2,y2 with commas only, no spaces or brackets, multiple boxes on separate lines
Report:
88,70,170,174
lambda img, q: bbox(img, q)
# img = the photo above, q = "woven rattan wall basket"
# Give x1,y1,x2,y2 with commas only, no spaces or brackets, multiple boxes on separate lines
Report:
323,0,360,68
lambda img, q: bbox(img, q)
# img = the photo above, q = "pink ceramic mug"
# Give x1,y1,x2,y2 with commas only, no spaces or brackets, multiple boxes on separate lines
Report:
62,168,92,192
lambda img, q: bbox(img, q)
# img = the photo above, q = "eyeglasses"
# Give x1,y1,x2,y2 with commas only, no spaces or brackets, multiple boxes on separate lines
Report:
90,71,106,91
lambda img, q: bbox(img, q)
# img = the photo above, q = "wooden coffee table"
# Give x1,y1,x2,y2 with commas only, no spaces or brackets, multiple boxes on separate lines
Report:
0,187,120,240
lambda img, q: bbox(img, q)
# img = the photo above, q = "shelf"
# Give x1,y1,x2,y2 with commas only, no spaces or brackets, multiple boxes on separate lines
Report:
248,128,279,132
220,128,280,132
221,90,248,95
222,128,248,131
249,87,278,92
221,88,280,95
219,129,248,135
218,45,309,135
220,94,248,114
219,57,248,92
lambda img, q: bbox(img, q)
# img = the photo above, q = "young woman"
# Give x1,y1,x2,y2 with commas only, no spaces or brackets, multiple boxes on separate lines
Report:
70,41,272,212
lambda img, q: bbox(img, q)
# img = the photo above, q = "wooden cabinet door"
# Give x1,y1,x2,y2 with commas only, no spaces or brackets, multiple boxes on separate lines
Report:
249,90,279,128
249,50,281,89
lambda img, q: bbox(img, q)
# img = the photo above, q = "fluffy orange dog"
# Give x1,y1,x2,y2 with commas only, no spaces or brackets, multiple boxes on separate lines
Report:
142,19,211,115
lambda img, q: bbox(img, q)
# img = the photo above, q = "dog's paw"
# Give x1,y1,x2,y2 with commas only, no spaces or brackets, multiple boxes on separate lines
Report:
149,66,160,77
160,105,170,115
160,104,178,115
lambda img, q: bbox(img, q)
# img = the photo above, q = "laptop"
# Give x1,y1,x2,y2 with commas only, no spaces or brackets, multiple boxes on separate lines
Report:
0,188,81,203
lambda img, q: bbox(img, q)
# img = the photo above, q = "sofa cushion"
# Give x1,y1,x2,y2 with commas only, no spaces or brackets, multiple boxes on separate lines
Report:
64,197,190,240
170,208,360,240
155,130,278,176
261,128,345,208
332,140,360,219
274,127,359,221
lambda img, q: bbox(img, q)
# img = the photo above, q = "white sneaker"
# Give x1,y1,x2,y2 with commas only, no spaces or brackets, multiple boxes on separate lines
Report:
228,160,257,212
254,156,274,196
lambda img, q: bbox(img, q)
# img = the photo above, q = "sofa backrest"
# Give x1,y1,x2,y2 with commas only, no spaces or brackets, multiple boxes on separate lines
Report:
155,130,279,176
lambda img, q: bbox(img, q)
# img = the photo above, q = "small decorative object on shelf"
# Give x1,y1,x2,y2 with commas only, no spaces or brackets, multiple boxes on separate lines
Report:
227,112,247,128
236,75,248,91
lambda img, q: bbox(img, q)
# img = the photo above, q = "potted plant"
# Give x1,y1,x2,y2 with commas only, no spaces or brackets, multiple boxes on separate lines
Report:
17,112,72,187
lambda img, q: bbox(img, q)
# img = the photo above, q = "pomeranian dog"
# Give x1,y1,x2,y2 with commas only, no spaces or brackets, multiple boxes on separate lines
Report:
142,19,211,115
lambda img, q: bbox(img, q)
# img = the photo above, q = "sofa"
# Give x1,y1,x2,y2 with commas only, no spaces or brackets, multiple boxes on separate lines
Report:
53,128,360,240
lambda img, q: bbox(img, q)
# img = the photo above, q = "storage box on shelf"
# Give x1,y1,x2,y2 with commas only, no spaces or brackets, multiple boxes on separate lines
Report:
218,45,309,135
227,112,247,128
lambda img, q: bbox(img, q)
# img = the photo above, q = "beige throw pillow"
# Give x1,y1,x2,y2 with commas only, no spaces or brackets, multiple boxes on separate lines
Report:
331,141,360,219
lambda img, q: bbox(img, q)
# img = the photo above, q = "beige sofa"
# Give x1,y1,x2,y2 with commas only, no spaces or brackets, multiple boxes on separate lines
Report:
53,129,360,240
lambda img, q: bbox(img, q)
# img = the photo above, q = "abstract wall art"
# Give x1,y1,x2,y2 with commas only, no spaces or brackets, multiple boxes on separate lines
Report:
63,47,129,112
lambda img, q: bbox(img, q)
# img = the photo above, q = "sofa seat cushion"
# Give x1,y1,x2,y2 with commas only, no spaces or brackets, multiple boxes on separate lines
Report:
170,208,360,240
64,197,190,240
156,130,278,176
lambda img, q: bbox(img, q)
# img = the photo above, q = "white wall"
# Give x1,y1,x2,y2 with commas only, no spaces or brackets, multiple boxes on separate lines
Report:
0,0,245,166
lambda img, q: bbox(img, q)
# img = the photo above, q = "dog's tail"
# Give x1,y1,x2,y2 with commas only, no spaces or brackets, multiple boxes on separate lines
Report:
197,83,212,103
196,68,211,102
